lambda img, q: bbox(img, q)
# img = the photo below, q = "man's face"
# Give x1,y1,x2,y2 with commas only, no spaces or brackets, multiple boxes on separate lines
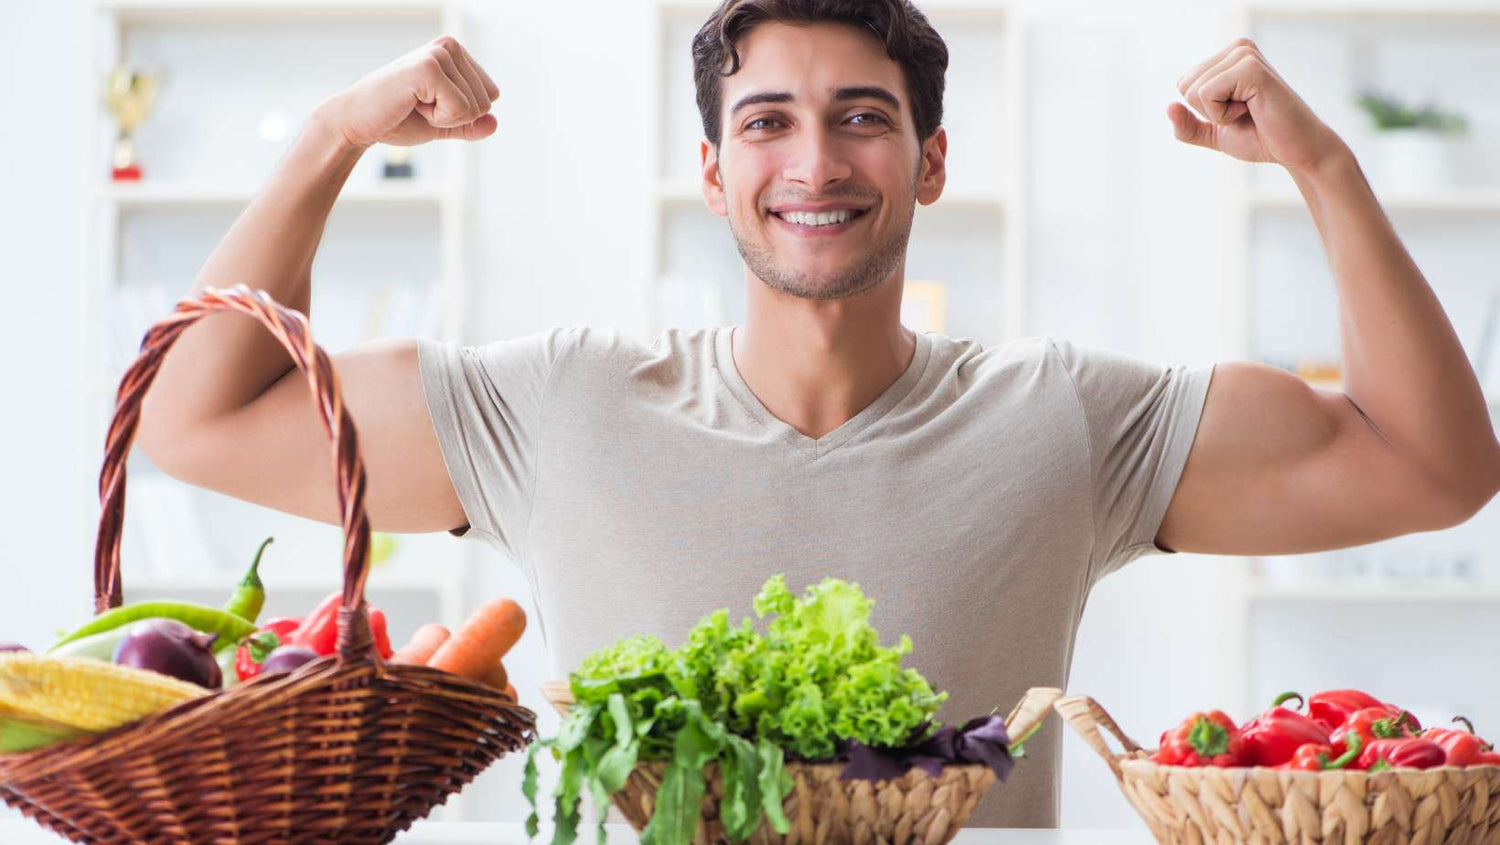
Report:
701,21,946,301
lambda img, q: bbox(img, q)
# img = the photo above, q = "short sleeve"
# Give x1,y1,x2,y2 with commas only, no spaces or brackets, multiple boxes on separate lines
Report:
1049,338,1215,582
416,328,579,556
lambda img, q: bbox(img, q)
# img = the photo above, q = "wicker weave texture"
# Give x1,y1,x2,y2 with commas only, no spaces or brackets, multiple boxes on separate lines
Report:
542,682,1064,845
1056,694,1500,845
612,759,995,845
0,285,536,843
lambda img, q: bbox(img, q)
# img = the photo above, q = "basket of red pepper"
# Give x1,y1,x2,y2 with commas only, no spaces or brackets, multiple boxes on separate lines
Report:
1055,689,1500,843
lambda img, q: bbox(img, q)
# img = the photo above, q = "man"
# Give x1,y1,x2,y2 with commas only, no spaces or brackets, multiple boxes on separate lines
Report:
137,0,1500,829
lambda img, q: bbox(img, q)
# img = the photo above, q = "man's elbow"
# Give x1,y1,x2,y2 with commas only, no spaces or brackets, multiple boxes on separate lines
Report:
1436,442,1500,528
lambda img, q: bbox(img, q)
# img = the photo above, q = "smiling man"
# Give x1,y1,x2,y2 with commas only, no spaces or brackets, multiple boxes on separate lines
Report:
138,0,1500,830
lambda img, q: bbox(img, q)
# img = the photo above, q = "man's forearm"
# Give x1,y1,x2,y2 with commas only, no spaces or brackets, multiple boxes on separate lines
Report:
1291,148,1500,505
139,109,364,448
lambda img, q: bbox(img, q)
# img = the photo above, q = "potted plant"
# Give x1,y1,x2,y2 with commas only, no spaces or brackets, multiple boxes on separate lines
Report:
1354,89,1469,192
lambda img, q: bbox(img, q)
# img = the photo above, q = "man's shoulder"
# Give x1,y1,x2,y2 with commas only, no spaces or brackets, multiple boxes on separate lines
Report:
924,331,1056,376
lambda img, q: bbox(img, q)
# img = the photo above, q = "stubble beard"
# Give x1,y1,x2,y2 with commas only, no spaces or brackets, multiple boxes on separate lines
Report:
726,173,917,301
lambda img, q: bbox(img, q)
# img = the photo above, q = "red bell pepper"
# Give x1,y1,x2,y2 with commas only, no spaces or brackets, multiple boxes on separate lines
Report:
1277,734,1363,771
234,630,283,680
1330,706,1419,756
1306,689,1420,733
1240,692,1332,767
1421,722,1493,767
1306,689,1385,732
232,616,304,681
289,591,392,659
369,607,394,660
1479,752,1500,766
290,591,343,656
261,616,303,640
1357,738,1445,771
1153,710,1244,767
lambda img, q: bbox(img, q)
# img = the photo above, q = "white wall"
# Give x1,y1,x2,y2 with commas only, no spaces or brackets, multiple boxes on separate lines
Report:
3,0,1498,832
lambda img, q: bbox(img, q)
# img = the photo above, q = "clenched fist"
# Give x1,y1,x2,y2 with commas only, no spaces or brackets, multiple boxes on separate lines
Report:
317,36,499,150
1168,38,1348,175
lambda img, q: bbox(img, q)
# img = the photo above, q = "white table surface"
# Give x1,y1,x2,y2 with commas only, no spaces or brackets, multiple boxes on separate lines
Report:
0,819,1154,843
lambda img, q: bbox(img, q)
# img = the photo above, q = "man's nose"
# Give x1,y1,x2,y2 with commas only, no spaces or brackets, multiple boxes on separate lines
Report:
781,125,852,191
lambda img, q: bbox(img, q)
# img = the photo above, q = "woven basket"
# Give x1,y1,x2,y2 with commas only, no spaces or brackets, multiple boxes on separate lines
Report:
541,680,1062,845
1055,694,1500,844
0,285,536,843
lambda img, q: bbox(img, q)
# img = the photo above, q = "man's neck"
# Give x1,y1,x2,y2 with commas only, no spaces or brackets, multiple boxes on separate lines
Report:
731,278,917,441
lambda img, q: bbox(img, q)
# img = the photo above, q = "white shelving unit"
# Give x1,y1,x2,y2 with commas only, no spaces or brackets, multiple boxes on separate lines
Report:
82,0,475,819
645,0,1025,345
1215,3,1500,717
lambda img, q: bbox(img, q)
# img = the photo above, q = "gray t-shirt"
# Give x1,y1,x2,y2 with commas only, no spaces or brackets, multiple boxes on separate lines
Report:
417,325,1213,829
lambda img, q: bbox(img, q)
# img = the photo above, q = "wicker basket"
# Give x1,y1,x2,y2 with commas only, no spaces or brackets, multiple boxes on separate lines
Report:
0,285,536,843
540,680,1063,845
1055,693,1500,844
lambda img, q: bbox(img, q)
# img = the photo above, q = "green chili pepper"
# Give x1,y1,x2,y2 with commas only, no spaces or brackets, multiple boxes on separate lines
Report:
222,536,272,623
47,602,257,655
48,626,131,661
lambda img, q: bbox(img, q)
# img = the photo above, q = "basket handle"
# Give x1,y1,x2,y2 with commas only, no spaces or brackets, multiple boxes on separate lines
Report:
1001,686,1062,750
94,284,378,662
1052,695,1144,783
541,680,574,717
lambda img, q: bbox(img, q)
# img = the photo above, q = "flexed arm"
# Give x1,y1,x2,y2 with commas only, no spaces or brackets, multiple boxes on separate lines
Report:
1155,39,1500,554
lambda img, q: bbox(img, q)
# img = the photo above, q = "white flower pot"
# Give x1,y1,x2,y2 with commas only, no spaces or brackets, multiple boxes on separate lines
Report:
1370,128,1460,193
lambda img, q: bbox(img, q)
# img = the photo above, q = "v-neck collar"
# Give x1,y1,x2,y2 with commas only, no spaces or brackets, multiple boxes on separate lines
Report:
712,325,933,460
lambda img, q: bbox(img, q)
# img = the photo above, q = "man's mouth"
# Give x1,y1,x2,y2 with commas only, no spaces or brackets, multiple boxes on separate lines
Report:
768,207,870,235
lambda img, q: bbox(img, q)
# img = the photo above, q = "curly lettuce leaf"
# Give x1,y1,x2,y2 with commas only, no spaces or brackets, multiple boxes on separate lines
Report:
529,574,942,843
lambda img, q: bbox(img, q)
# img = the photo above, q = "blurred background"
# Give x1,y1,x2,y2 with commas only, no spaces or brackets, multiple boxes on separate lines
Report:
2,0,1499,829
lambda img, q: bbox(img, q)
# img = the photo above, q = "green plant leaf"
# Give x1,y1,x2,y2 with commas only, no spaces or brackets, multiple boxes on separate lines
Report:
641,761,707,845
757,740,793,835
719,734,763,842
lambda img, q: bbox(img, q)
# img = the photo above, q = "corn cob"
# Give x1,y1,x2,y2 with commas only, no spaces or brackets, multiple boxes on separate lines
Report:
0,707,89,753
0,653,207,732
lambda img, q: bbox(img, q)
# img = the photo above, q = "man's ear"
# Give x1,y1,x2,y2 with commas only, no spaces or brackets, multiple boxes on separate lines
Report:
701,139,727,216
916,127,947,206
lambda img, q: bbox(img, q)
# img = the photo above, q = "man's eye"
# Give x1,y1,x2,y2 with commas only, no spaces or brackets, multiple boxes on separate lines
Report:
746,118,782,131
849,113,888,125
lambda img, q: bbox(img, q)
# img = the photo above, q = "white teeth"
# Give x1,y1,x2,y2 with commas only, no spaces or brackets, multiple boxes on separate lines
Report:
780,209,855,227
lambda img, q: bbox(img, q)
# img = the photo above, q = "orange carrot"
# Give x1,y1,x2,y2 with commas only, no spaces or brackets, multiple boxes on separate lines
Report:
502,683,517,701
478,661,508,691
427,598,525,681
391,623,450,666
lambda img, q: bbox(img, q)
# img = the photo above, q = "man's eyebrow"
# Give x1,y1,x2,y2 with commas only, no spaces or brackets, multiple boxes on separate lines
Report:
727,86,902,119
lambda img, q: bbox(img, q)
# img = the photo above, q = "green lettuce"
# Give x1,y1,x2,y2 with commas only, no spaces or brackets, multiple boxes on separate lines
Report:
524,574,945,845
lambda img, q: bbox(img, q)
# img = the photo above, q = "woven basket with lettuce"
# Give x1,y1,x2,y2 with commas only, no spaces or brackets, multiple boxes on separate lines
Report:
525,575,1060,845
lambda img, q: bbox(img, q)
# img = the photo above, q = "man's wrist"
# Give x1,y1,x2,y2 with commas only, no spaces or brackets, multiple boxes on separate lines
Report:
305,99,371,165
1287,137,1360,192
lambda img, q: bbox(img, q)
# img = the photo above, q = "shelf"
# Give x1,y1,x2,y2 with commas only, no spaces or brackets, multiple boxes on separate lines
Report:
1249,581,1500,603
1241,4,1500,24
98,0,446,26
1249,187,1500,214
98,182,447,209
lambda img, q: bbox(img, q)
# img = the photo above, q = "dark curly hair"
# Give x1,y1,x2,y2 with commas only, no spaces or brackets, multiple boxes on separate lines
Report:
692,0,949,148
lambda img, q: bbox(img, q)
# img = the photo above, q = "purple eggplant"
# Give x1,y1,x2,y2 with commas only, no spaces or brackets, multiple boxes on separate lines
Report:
0,643,29,653
261,645,319,675
113,619,221,688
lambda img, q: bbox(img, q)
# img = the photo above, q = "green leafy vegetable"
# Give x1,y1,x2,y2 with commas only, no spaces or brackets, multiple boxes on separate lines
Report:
525,574,946,845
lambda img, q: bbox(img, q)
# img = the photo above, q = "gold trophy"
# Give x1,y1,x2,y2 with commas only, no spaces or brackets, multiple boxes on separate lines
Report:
103,67,160,181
